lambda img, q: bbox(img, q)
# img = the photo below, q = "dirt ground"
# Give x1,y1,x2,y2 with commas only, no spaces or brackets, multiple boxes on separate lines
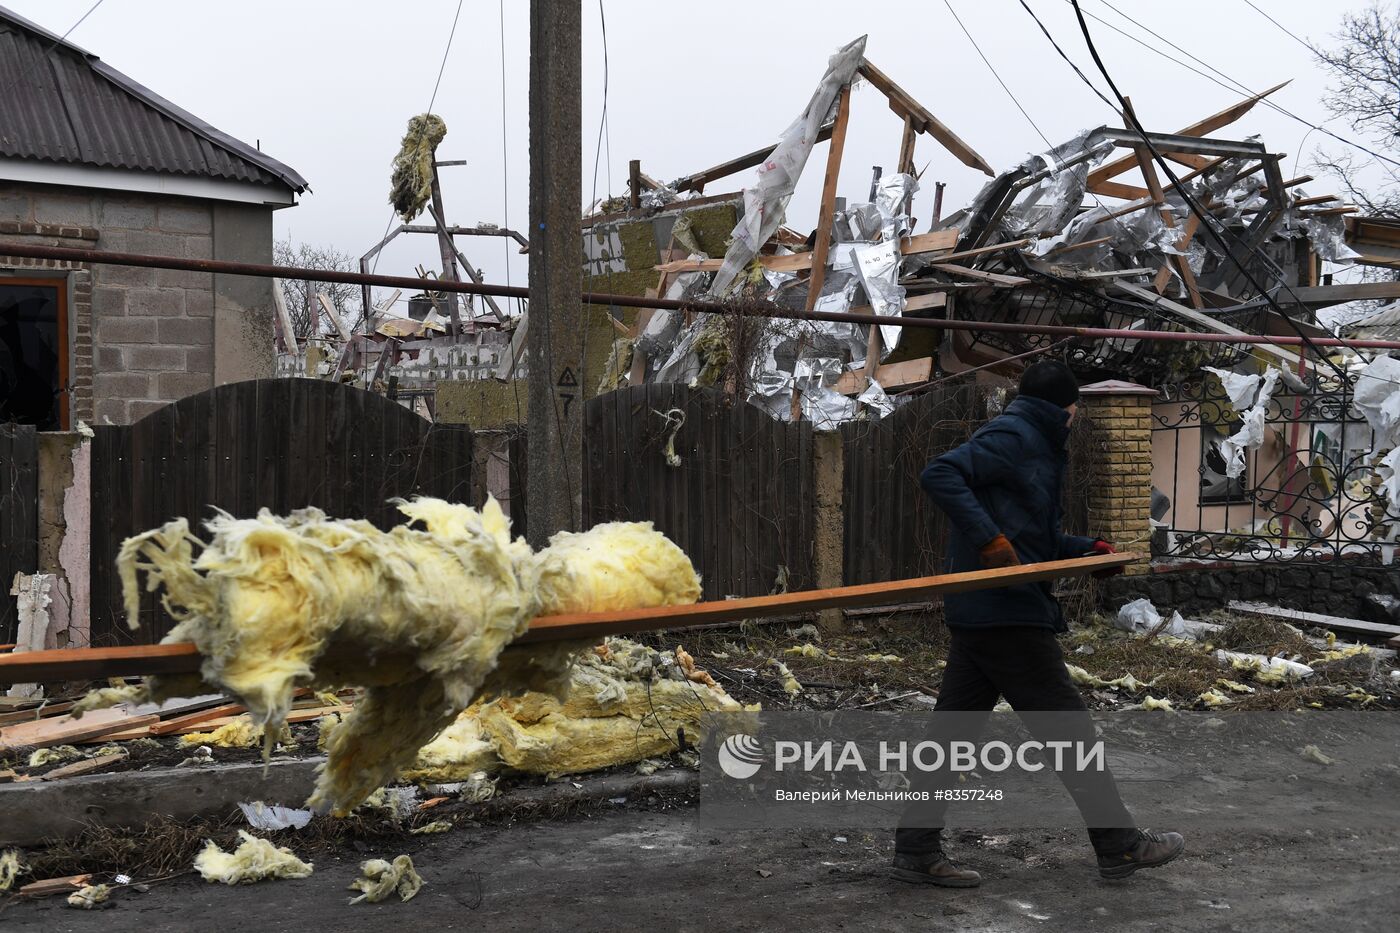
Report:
4,806,1396,932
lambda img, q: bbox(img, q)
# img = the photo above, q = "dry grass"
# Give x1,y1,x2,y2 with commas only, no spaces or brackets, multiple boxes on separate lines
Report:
1066,624,1222,701
1211,614,1315,658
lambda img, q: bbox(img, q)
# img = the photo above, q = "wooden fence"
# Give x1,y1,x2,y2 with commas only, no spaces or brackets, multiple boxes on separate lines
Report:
839,386,1000,584
1,423,38,643
583,384,814,600
89,379,473,645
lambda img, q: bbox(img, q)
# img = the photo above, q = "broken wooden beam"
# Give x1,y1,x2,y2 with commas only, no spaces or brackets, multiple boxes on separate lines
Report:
0,555,1133,685
834,356,934,395
1227,600,1400,644
857,59,994,176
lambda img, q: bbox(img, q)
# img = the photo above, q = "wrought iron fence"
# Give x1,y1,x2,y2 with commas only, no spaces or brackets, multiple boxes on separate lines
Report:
1150,368,1393,564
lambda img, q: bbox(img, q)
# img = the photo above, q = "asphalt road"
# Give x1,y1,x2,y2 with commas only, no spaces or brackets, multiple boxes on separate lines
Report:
5,807,1395,932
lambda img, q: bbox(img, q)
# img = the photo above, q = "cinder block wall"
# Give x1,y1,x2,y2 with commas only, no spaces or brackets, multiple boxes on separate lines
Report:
0,182,275,425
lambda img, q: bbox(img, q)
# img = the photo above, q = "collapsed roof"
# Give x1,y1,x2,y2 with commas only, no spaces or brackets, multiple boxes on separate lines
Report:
604,38,1375,428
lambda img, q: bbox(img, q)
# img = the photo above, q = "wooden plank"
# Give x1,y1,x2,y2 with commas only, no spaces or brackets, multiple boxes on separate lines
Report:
1153,210,1203,293
40,749,128,781
671,123,836,194
804,82,853,313
835,357,934,395
149,702,247,736
1086,81,1290,189
318,293,353,343
857,59,994,176
928,237,1032,265
1088,179,1152,201
271,279,299,353
18,874,92,898
0,555,1134,684
1227,601,1400,641
927,263,1030,287
0,700,76,726
174,705,352,735
897,116,916,176
0,711,158,751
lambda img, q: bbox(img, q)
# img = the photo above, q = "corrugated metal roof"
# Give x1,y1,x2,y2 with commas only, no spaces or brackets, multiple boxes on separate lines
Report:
1344,301,1400,342
0,6,306,192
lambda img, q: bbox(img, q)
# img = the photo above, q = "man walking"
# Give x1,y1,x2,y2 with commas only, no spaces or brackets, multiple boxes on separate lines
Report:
892,360,1184,887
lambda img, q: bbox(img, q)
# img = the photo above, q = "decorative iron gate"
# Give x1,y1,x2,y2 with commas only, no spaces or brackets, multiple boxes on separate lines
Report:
1151,368,1390,563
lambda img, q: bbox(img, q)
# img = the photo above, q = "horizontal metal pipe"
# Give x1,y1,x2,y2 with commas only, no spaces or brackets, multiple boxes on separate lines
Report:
4,240,1400,351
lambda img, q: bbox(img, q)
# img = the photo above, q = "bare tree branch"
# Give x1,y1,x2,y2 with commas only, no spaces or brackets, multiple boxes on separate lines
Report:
273,239,368,339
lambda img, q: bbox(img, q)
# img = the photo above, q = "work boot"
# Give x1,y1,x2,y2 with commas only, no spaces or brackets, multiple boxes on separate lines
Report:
891,852,982,888
1097,829,1185,880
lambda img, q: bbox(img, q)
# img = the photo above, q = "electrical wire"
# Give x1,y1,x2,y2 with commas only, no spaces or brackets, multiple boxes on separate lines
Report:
1240,0,1314,52
1066,0,1353,382
1075,0,1400,171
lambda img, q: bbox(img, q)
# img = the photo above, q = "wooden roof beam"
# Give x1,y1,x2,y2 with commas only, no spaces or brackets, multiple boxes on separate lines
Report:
1086,81,1290,189
857,59,995,176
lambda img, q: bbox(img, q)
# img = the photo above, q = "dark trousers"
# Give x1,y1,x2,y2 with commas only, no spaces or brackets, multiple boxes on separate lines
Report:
894,626,1138,858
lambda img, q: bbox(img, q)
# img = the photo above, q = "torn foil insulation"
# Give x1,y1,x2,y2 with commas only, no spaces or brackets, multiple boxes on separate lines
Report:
1008,130,1113,238
852,239,905,352
709,36,866,296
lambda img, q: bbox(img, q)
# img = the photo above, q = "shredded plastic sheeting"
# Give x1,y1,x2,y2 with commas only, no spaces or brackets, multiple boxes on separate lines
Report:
0,849,25,891
195,831,313,884
107,497,700,815
348,855,422,905
66,884,109,909
239,801,313,831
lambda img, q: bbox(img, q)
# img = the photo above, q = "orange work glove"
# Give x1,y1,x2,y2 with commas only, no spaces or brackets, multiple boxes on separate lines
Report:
979,534,1021,569
1089,538,1124,578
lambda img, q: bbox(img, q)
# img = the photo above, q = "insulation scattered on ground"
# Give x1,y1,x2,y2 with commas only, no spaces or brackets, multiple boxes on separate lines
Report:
98,497,701,815
1300,744,1336,766
28,745,84,768
194,831,313,885
0,849,25,891
66,883,110,909
770,660,802,696
347,855,422,905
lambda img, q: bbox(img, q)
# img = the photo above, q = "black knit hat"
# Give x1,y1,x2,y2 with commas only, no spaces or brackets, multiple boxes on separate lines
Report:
1018,360,1080,408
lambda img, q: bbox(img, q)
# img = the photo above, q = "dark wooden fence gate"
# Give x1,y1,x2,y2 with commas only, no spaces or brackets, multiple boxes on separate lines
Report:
1,423,39,643
583,385,814,601
89,379,473,644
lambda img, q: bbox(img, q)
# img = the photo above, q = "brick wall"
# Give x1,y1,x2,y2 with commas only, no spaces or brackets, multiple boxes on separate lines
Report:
1079,383,1157,574
1,183,218,424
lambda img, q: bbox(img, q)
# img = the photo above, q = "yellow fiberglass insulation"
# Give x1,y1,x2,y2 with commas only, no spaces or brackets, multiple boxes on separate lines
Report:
396,639,751,783
348,855,423,905
109,496,701,816
179,718,294,749
0,849,25,891
195,831,313,884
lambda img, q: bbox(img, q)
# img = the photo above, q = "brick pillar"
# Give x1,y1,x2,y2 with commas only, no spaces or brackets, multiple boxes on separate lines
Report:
1079,381,1158,575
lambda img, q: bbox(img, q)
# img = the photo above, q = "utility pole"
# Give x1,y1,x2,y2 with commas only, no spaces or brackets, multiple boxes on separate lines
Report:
526,0,583,548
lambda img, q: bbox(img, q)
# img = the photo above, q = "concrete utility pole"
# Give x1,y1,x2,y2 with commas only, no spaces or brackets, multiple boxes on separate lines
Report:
526,0,583,548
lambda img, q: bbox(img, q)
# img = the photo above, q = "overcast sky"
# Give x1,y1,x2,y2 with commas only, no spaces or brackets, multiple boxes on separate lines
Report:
8,0,1386,311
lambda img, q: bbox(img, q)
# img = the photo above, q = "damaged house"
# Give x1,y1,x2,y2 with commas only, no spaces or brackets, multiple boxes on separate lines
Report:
0,5,306,429
550,37,1398,571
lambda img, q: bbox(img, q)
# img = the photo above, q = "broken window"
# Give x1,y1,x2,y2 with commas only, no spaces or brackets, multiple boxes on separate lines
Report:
0,278,67,430
1201,419,1247,504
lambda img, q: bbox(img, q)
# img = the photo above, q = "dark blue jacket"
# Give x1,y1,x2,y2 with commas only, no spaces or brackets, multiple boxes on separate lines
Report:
920,395,1097,632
